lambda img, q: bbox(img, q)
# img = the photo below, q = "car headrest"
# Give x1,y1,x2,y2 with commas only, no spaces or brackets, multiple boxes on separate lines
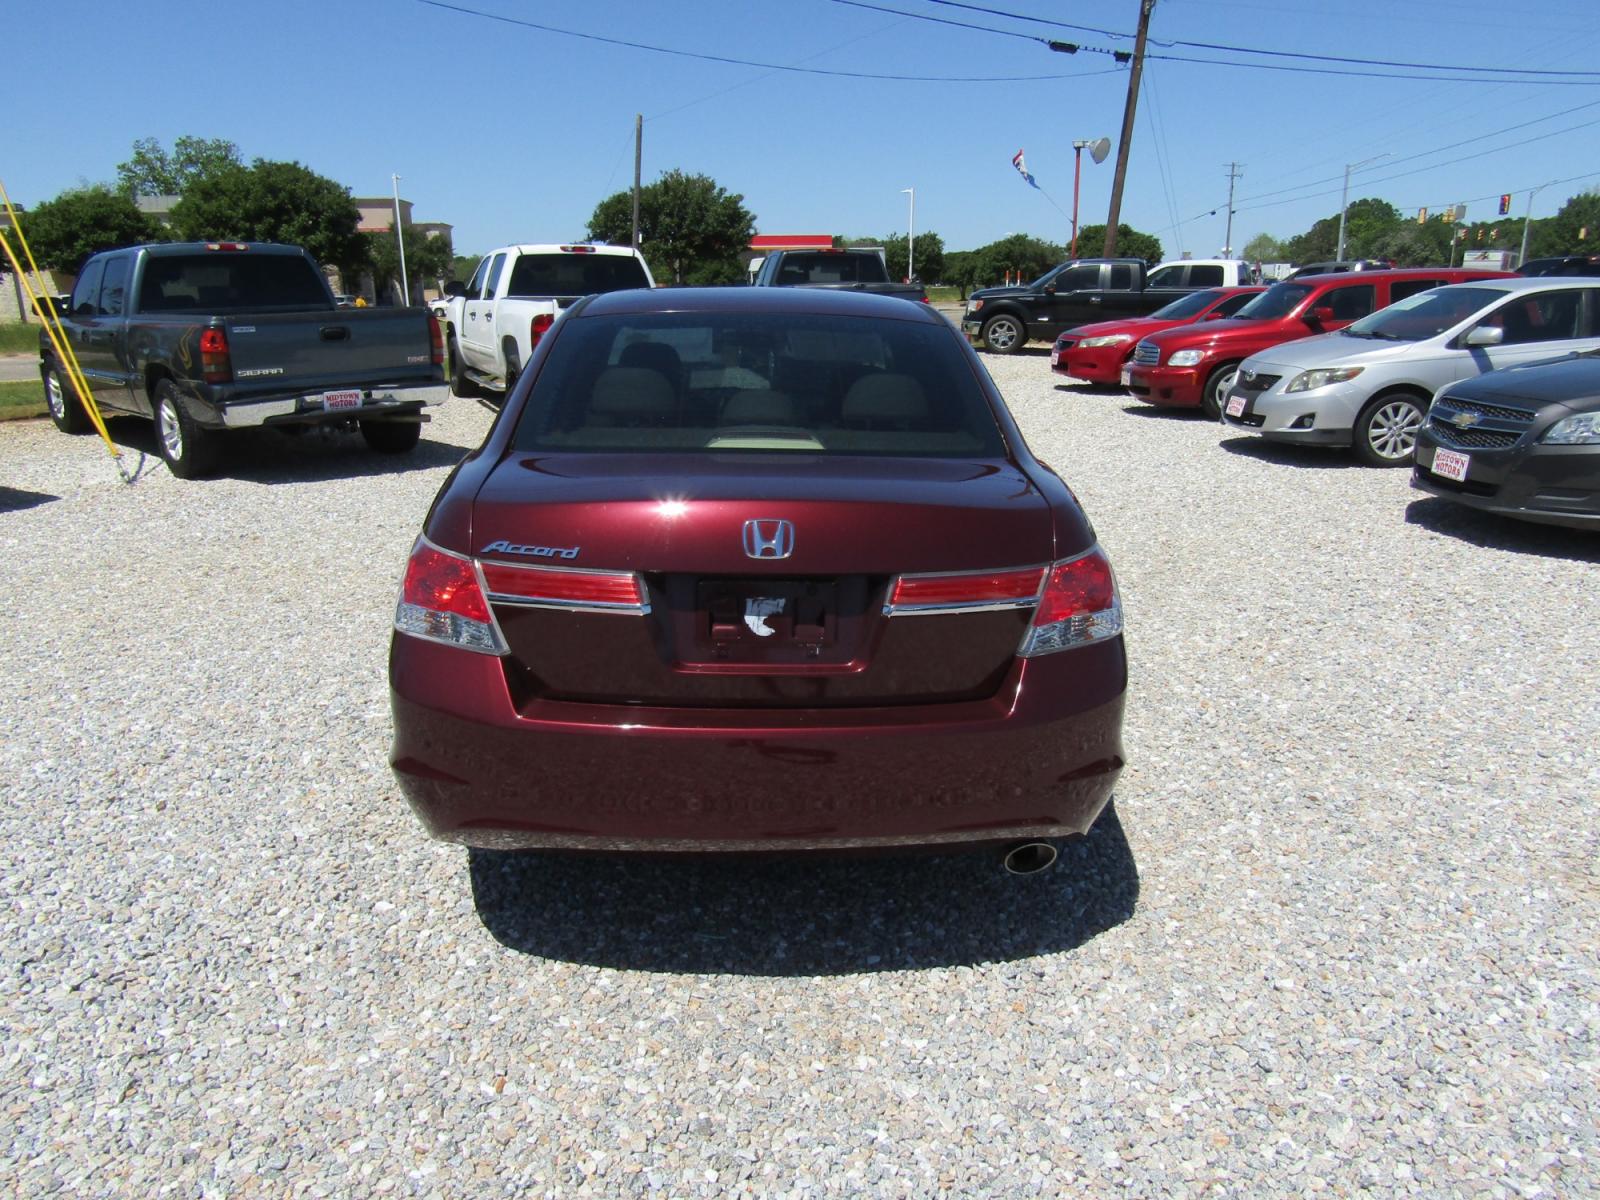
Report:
842,373,928,423
589,367,677,421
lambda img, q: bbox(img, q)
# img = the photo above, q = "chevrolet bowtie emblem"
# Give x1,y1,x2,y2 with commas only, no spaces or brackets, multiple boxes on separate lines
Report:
1451,412,1481,428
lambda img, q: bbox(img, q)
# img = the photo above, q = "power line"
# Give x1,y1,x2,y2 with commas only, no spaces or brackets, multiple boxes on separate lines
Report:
415,0,1118,82
910,0,1600,77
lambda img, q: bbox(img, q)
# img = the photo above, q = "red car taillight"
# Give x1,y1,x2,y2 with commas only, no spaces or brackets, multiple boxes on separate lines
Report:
883,548,1122,656
528,312,554,355
393,539,506,655
480,562,646,612
887,566,1045,611
428,312,445,367
1019,546,1122,657
200,328,231,384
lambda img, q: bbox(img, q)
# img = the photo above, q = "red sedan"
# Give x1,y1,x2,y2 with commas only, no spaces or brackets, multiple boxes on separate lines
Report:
1050,286,1263,385
389,287,1126,867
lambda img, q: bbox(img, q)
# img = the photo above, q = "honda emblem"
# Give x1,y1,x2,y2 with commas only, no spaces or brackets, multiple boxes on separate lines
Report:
742,518,795,560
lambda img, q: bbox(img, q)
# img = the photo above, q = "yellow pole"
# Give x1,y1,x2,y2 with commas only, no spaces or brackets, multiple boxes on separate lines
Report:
0,180,130,480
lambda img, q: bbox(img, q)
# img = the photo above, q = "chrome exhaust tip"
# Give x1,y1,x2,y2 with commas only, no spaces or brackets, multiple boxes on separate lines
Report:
1002,841,1058,876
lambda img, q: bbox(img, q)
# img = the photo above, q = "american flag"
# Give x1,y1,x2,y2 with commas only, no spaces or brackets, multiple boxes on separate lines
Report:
1012,150,1039,189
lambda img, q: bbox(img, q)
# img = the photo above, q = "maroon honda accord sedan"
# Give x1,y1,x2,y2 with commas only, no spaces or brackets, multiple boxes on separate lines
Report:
389,286,1125,863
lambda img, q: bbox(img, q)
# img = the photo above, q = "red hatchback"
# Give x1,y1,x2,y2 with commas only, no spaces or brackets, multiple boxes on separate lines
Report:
389,288,1126,863
1050,286,1262,385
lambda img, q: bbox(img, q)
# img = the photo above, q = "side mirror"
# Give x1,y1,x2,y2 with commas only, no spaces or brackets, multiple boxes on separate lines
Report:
1042,284,1056,295
1307,305,1336,325
443,280,466,299
1462,325,1505,348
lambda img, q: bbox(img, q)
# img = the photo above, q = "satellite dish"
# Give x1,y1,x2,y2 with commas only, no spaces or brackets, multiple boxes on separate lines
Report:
1090,137,1112,165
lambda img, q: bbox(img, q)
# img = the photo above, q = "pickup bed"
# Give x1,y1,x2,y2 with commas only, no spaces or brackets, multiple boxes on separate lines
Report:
962,257,1243,353
441,243,654,399
751,248,928,303
41,241,445,477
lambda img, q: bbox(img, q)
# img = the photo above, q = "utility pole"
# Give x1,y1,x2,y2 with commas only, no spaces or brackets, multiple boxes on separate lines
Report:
631,115,642,249
1102,0,1155,258
391,173,409,306
1222,162,1243,257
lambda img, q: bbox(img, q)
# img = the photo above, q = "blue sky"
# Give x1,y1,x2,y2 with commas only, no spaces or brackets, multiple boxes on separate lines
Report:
8,0,1600,263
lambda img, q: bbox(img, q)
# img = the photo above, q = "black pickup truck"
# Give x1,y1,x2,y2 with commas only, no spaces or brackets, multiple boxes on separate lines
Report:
751,248,928,303
41,241,445,477
962,257,1225,353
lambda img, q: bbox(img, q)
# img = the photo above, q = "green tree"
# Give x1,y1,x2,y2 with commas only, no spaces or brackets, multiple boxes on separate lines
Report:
171,160,364,276
1241,232,1287,262
971,234,1064,288
1538,189,1600,255
365,226,455,298
1075,224,1162,264
588,170,755,285
1283,198,1400,263
449,253,480,283
886,230,944,284
13,185,157,272
116,136,242,198
943,249,980,298
1370,219,1453,267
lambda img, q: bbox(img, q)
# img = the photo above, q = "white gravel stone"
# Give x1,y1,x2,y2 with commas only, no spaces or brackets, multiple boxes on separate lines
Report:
0,357,1596,1198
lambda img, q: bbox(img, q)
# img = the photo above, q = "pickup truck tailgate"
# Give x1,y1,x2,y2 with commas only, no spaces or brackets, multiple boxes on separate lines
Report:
224,309,435,394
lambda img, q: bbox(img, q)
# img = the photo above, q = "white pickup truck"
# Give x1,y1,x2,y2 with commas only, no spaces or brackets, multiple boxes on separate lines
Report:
439,243,654,398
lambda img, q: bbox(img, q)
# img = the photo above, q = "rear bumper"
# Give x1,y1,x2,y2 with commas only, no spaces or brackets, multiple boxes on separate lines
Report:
218,383,448,429
389,635,1127,852
1126,364,1203,406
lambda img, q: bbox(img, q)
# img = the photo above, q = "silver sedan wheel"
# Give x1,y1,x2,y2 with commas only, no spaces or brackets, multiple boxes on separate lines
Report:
1365,399,1423,461
982,315,1024,353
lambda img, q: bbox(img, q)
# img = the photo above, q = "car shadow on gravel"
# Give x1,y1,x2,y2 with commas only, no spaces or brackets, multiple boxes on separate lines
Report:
0,486,60,512
98,416,474,484
1118,404,1211,421
1404,496,1600,561
1055,382,1124,396
467,803,1139,975
1217,435,1360,468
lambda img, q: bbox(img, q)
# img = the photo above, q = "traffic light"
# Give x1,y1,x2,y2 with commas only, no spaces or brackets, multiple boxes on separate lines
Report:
1498,193,1512,216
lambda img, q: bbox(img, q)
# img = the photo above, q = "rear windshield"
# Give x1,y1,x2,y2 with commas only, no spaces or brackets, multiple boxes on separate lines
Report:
505,253,650,297
1234,282,1315,320
1343,287,1506,342
1149,289,1224,320
137,253,331,313
774,253,890,285
512,310,1006,458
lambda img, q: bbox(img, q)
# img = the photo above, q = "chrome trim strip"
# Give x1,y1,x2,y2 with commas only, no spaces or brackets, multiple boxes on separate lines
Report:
885,598,1040,617
484,593,650,616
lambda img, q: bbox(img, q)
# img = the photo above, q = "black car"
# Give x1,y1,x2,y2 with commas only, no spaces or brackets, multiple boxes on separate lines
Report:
1283,259,1392,280
1517,255,1600,278
1412,352,1600,529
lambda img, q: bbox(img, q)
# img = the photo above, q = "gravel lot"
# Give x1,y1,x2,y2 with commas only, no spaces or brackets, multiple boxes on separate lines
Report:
2,356,1596,1198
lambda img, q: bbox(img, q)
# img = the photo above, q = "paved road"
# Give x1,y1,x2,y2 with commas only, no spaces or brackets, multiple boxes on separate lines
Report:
0,354,38,383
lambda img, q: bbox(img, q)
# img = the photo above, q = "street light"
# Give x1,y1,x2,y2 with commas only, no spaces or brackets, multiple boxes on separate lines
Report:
1519,181,1555,267
1336,153,1390,261
901,188,915,283
391,173,410,307
1071,138,1110,259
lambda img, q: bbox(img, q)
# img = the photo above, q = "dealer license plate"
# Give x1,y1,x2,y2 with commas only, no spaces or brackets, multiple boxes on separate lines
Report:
1119,366,1132,387
1225,393,1247,418
322,389,362,412
1432,448,1470,482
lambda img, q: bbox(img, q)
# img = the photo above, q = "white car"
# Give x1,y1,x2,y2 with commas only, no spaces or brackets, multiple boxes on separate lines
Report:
1221,277,1600,465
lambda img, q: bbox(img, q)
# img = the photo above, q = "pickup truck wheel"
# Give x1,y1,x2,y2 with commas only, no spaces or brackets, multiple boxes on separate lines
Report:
153,380,217,479
980,313,1026,354
360,419,422,455
448,335,480,399
1201,364,1239,421
45,365,91,435
1353,394,1425,467
502,342,522,394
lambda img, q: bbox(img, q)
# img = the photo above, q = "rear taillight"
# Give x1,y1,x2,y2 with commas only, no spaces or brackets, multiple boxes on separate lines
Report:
886,566,1045,613
528,312,554,354
428,312,444,367
393,539,506,654
480,561,647,613
1019,546,1122,657
200,328,231,384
